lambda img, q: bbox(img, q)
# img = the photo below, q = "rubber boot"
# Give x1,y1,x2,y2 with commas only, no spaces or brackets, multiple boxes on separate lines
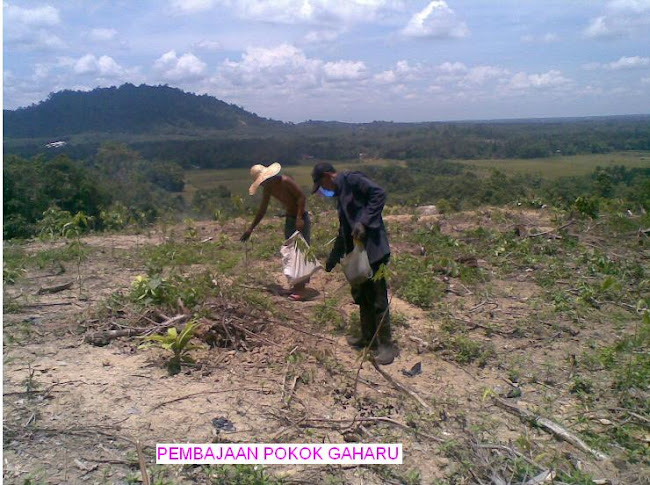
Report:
373,310,396,365
346,306,375,348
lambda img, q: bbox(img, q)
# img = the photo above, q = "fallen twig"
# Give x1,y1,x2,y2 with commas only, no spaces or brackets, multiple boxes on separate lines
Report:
300,416,443,443
285,375,300,407
476,443,542,470
85,314,188,345
527,220,575,238
6,425,134,444
136,440,150,485
21,302,74,308
36,281,74,295
468,300,498,314
371,358,432,413
493,397,609,461
525,469,556,485
273,319,338,344
150,388,271,411
140,314,190,336
450,315,516,336
3,380,88,398
84,328,142,346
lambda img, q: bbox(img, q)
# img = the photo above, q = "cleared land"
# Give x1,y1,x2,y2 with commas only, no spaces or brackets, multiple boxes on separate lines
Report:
3,200,649,484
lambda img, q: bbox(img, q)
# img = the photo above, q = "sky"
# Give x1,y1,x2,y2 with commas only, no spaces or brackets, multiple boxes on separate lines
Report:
3,0,650,123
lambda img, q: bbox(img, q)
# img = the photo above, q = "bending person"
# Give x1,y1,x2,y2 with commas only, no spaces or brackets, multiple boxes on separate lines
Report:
241,162,311,301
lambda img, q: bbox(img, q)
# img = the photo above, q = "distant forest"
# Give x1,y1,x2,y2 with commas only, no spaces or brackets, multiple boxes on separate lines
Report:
4,84,650,168
4,84,650,239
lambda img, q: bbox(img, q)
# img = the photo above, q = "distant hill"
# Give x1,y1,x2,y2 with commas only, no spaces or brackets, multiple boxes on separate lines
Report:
4,83,650,168
3,83,283,138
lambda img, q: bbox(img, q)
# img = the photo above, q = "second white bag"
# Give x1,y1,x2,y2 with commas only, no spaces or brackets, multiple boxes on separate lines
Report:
281,231,322,287
341,241,373,285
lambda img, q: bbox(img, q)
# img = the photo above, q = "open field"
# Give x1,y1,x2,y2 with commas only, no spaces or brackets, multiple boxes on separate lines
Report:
183,152,650,205
183,158,403,201
457,151,650,178
3,203,649,484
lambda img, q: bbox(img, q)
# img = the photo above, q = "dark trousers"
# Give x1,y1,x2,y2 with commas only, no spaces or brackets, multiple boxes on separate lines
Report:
284,213,311,244
350,259,390,343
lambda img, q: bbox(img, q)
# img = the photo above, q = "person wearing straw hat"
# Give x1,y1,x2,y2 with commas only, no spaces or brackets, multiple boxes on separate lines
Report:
241,162,311,301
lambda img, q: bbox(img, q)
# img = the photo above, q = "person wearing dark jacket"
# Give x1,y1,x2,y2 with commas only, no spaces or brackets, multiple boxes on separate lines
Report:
311,162,396,365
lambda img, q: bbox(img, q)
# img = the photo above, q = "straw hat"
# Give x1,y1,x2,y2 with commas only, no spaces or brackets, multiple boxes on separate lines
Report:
248,162,281,195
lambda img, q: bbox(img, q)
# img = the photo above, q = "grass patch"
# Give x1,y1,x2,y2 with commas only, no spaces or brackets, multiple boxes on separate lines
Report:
392,254,446,309
142,238,241,272
313,298,344,330
129,270,216,311
457,151,650,179
200,464,284,484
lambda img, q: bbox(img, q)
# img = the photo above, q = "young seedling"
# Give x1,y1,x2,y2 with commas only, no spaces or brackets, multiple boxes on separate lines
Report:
139,321,202,375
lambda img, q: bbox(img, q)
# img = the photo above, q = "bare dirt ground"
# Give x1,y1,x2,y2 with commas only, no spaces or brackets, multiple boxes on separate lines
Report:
3,209,648,484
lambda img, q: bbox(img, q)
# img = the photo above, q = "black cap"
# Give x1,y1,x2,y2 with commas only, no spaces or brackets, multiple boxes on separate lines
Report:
311,162,336,193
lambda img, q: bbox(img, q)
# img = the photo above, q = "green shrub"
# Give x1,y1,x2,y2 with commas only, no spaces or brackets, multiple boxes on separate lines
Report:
573,196,600,219
139,321,202,375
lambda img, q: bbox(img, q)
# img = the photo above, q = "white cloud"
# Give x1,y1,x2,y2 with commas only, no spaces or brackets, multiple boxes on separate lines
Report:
33,64,51,80
4,4,65,51
89,28,118,42
217,44,320,89
642,76,650,84
436,61,467,74
401,1,469,39
169,0,216,14
578,85,605,96
10,30,66,50
584,16,616,39
607,56,650,70
212,43,377,101
463,65,509,85
374,60,422,84
430,62,511,97
185,0,402,25
374,70,397,84
193,39,222,51
584,0,650,39
507,70,571,90
4,4,60,26
154,51,207,81
73,54,126,77
582,56,650,70
323,60,367,81
304,30,340,44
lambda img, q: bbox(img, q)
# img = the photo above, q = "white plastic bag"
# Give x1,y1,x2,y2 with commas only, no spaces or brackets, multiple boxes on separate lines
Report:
281,231,322,287
341,240,373,285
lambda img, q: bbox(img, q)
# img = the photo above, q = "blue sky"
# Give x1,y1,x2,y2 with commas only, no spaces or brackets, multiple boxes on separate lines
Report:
3,0,650,122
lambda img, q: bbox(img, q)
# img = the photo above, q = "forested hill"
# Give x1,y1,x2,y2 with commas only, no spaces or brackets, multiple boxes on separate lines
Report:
3,83,283,138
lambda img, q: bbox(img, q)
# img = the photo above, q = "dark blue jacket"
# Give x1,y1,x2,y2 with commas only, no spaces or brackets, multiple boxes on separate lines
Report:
327,171,390,267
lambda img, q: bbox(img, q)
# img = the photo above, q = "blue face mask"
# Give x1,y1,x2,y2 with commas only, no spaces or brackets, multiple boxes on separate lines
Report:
318,187,335,198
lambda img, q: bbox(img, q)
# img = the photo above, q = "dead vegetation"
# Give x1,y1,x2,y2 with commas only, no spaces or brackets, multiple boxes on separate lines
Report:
3,206,649,484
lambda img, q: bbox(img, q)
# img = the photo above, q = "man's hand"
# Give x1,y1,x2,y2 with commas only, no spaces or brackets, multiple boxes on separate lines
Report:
352,222,366,240
296,217,305,233
240,230,252,242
